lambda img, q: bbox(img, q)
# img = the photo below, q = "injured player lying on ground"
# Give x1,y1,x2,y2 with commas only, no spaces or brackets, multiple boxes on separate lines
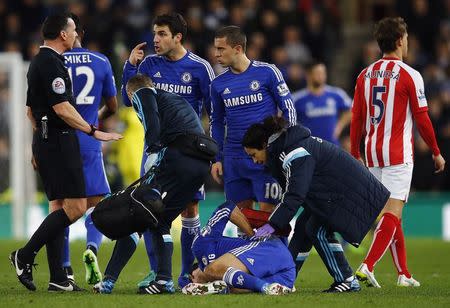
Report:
181,201,296,295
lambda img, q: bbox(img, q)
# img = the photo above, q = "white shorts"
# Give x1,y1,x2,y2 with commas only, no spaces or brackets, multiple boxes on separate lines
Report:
369,163,414,202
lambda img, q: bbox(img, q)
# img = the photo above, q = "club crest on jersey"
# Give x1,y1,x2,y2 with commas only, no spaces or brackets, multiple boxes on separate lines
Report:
277,82,290,96
250,80,260,91
52,77,66,94
237,275,244,285
181,72,192,83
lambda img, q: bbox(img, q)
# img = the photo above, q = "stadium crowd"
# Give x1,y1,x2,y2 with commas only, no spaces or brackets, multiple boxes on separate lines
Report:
0,0,448,195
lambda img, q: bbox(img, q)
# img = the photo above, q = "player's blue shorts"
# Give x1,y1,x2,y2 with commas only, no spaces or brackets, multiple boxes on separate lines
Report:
229,237,296,288
223,156,281,205
140,150,205,201
81,150,110,197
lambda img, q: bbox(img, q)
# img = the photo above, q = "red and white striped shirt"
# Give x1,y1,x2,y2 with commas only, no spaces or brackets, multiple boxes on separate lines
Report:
350,57,440,167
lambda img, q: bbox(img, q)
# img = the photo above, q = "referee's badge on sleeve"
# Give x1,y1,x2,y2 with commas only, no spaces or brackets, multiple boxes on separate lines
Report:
52,77,66,94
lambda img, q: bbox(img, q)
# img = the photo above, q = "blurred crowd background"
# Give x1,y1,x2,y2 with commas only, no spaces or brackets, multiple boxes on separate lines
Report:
0,0,449,199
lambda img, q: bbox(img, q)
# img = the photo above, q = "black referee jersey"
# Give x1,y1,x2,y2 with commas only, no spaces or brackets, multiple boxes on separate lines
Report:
27,46,85,200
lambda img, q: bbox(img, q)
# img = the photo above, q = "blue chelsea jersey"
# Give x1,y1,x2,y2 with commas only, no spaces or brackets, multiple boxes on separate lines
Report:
210,61,297,160
64,47,117,151
292,85,351,145
121,51,214,117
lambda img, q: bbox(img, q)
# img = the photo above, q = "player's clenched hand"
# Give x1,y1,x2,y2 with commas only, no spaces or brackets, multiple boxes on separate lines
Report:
93,130,123,142
433,154,445,173
129,42,147,66
211,162,223,184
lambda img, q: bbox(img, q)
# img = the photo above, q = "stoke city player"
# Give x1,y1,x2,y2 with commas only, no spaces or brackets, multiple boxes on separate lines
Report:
351,17,445,288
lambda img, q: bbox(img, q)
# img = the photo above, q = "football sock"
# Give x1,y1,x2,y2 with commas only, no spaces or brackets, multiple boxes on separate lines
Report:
46,229,67,282
85,208,102,255
143,230,158,272
104,233,139,281
19,209,72,264
389,219,411,278
364,212,399,271
223,267,266,292
62,227,71,267
152,232,174,281
180,215,200,276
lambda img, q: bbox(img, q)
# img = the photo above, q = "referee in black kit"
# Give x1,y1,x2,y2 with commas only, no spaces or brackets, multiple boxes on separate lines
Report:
9,12,122,292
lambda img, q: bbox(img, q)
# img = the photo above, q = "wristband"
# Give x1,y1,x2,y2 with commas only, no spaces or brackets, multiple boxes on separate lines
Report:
88,124,97,136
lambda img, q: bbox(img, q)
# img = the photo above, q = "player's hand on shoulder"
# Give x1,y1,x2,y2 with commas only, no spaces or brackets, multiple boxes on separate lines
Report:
433,154,445,173
93,130,123,142
211,161,223,184
129,42,147,66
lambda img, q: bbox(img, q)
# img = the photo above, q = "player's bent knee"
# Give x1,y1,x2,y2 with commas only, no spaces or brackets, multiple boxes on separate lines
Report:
382,198,404,219
236,200,254,209
259,202,275,212
63,198,87,222
204,261,227,280
181,201,199,218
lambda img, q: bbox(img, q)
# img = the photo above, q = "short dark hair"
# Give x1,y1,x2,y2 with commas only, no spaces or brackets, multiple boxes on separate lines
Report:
305,59,325,72
242,116,287,150
70,12,84,40
153,13,187,43
373,17,407,53
126,74,154,94
42,12,72,40
215,26,247,52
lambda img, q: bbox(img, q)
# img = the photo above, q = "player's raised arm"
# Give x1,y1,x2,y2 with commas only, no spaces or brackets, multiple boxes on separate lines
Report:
121,42,147,107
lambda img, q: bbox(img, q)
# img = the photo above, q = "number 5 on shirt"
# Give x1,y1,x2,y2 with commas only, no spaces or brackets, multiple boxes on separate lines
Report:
371,85,386,125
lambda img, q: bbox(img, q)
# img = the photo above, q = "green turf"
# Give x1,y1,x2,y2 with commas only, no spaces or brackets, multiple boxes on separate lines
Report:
1,238,450,307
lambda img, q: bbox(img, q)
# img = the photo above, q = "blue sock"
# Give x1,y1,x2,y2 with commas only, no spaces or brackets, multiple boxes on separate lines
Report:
62,227,71,267
85,207,103,255
143,230,158,272
104,233,139,281
223,267,266,293
152,232,174,281
180,215,200,276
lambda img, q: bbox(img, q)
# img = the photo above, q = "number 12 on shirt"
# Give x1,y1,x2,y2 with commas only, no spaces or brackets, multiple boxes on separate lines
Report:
67,65,95,105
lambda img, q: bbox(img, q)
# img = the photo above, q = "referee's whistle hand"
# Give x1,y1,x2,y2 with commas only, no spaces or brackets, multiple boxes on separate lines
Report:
93,130,123,142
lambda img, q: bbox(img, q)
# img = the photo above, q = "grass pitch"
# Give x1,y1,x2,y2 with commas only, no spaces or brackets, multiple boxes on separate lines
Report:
1,238,449,307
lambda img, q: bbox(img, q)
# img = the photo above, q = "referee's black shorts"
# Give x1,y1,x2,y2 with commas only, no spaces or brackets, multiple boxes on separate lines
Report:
32,128,86,201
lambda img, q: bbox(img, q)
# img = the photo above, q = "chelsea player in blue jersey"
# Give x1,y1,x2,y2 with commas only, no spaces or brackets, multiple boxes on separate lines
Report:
182,201,295,295
62,14,118,285
121,13,215,288
210,26,296,214
292,61,352,145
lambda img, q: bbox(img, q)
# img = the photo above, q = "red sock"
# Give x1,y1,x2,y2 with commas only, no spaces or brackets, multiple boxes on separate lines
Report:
364,213,399,271
389,220,411,278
